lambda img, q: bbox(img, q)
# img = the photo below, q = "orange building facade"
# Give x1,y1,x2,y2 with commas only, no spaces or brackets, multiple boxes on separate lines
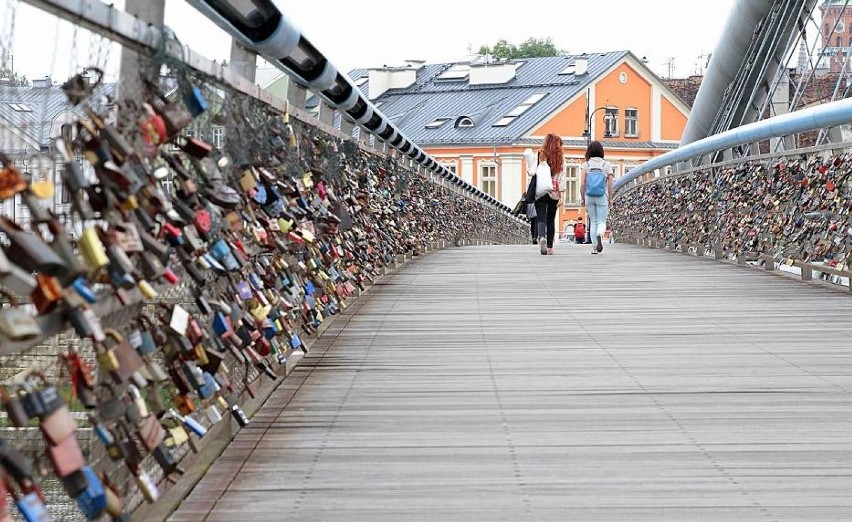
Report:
420,55,689,236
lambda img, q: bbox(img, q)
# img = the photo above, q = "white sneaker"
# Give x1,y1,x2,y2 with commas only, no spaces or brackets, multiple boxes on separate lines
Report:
539,237,547,255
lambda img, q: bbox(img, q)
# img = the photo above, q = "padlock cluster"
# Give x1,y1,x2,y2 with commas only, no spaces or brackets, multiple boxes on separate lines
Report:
611,154,852,266
0,64,526,521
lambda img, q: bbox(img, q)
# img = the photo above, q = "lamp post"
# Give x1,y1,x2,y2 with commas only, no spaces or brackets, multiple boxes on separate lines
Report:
583,106,613,145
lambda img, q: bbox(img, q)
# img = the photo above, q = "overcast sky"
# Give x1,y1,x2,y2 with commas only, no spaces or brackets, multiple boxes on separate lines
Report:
3,0,740,84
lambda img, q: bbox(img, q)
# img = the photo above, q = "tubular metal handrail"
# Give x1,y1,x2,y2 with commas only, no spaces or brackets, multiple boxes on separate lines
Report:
615,96,852,192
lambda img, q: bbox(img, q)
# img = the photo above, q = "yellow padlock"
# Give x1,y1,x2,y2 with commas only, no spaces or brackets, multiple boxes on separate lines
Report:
165,425,189,447
79,227,110,271
30,177,55,199
120,194,139,211
194,344,209,365
278,217,294,233
299,229,315,243
95,329,123,372
137,280,159,299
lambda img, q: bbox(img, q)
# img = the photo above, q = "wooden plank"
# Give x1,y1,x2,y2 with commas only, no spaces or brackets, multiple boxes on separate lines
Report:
169,244,852,522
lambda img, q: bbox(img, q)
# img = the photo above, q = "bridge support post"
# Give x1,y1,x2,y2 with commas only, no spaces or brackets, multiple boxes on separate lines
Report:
800,264,812,281
714,246,724,260
737,254,747,265
762,254,775,271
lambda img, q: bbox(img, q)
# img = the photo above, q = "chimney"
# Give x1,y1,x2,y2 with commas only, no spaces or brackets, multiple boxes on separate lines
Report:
574,58,589,76
368,66,417,100
32,76,52,88
469,61,518,85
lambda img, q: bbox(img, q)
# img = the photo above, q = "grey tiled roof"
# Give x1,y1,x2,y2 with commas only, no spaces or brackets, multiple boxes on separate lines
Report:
515,137,679,149
0,82,116,150
349,51,631,146
255,67,286,89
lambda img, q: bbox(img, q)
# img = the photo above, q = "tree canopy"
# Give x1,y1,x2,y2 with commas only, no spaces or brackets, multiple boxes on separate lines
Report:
0,67,29,86
477,38,565,60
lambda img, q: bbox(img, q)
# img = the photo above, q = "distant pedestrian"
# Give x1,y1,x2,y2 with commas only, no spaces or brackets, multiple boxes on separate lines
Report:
580,141,615,254
573,217,586,244
524,133,564,255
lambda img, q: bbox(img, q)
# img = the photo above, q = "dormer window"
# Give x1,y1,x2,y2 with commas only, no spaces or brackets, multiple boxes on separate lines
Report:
455,116,474,128
558,63,576,75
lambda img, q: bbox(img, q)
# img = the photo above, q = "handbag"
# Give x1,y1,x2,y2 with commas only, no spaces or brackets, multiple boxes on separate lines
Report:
547,177,561,200
511,195,527,215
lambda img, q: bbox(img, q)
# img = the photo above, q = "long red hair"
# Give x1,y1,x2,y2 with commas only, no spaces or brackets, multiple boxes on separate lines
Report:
541,133,563,175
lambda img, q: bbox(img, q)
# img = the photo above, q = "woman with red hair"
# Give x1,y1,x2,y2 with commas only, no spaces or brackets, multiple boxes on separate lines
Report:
523,133,564,255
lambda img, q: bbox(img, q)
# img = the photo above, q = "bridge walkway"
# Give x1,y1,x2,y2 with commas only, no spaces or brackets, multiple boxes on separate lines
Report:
170,244,852,521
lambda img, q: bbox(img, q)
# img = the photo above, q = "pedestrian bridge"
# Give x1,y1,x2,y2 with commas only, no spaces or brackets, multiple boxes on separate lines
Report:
166,243,852,521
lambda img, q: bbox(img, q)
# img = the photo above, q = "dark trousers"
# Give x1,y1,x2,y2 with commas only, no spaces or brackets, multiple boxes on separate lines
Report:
529,218,536,241
534,195,558,248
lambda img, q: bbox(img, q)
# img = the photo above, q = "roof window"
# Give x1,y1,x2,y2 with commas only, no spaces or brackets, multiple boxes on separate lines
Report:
7,103,32,112
425,117,450,129
436,65,469,81
491,93,546,127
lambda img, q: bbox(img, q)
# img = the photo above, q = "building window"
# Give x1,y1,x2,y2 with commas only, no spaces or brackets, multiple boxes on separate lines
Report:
625,108,638,137
564,164,580,206
426,118,450,129
611,164,621,179
480,163,497,198
838,36,843,47
437,65,469,81
605,107,619,137
7,103,32,112
443,162,457,175
212,126,224,148
455,116,475,128
493,93,547,127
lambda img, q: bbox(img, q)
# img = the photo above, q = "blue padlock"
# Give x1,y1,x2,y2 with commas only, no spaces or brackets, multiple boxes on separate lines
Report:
74,466,106,520
212,312,231,337
71,277,97,304
16,491,51,522
252,184,268,205
249,272,264,290
181,415,207,438
185,86,209,117
290,335,302,350
304,281,316,295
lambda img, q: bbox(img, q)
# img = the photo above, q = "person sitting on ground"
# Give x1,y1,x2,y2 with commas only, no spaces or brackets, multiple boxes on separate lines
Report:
574,217,586,244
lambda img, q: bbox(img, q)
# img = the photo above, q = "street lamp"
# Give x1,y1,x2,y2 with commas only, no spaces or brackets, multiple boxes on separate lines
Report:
583,106,613,144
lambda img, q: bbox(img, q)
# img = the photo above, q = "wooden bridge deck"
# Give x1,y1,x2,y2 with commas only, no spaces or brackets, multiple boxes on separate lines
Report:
170,243,852,521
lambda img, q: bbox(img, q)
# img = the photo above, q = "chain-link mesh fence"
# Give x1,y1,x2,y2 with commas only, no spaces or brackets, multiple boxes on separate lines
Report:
0,2,527,520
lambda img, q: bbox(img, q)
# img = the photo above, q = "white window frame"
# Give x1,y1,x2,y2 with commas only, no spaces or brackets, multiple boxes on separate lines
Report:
563,163,581,207
624,108,638,137
479,163,497,198
442,162,458,175
605,107,619,137
212,126,224,148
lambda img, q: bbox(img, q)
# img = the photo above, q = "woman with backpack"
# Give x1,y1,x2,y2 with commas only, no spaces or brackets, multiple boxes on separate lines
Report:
523,133,564,255
580,141,615,254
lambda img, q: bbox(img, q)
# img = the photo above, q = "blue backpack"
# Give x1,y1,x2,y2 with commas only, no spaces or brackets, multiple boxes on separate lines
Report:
585,167,606,197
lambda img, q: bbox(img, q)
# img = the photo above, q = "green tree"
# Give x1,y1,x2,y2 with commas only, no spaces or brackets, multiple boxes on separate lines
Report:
478,37,564,60
0,66,29,86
